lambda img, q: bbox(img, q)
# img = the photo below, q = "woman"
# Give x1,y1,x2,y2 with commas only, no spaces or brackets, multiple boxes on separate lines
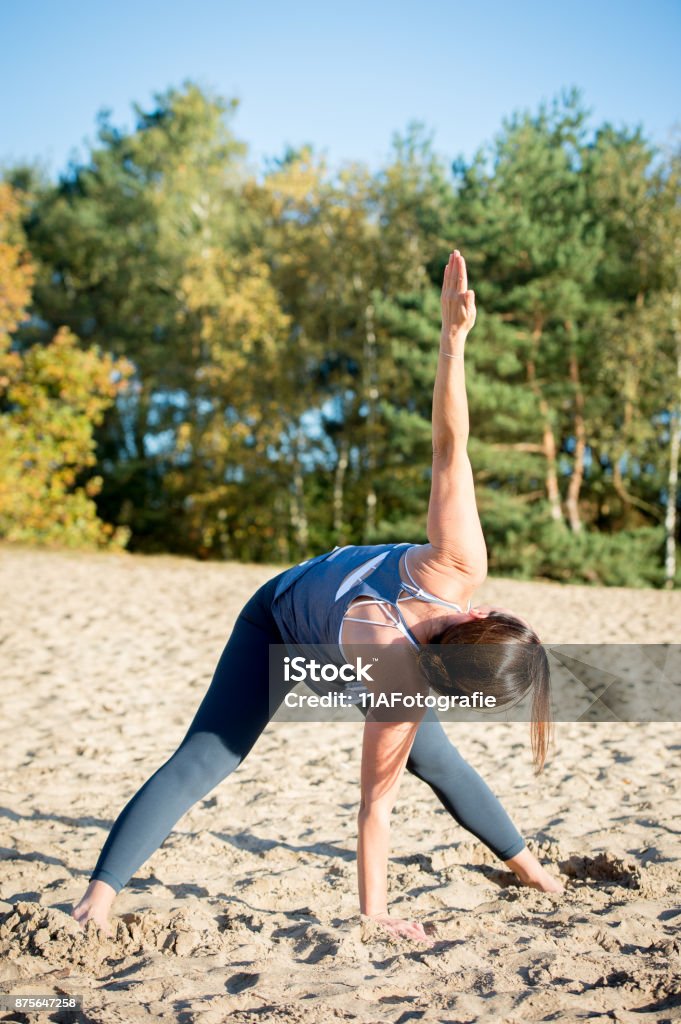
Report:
71,250,563,944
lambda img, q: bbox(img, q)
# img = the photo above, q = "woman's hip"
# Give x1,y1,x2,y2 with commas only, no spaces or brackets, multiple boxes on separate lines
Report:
238,570,289,641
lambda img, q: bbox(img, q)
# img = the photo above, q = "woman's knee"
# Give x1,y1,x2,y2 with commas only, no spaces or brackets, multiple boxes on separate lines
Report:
407,753,455,784
160,732,241,799
407,734,469,783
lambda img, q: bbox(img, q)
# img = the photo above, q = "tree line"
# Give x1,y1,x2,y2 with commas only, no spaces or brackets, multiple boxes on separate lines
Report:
1,82,679,586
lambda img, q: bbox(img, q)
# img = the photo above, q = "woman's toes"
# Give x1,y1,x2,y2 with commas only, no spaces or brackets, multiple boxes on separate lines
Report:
531,872,563,894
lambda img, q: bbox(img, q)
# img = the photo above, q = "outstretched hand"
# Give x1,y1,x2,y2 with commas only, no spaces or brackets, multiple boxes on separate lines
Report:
441,249,476,347
364,912,436,944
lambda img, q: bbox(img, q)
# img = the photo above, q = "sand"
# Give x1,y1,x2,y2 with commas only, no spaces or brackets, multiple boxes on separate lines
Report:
0,543,679,1024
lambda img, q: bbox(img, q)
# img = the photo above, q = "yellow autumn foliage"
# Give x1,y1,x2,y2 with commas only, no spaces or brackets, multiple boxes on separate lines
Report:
0,185,134,548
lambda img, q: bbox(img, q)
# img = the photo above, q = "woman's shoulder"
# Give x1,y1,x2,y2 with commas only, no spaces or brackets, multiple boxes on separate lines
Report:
402,543,481,606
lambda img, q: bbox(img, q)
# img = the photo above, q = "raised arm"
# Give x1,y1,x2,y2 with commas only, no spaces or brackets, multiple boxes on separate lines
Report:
409,250,488,594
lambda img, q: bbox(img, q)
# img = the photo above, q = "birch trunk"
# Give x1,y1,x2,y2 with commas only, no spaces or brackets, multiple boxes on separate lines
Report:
664,288,681,588
333,435,349,536
526,320,563,523
363,301,378,541
612,292,641,519
566,345,586,533
290,446,308,558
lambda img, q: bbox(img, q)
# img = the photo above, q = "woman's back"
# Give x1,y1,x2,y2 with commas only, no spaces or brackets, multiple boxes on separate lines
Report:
270,542,413,650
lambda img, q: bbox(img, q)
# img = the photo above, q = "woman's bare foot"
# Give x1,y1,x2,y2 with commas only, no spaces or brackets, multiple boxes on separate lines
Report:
504,847,564,893
71,880,117,937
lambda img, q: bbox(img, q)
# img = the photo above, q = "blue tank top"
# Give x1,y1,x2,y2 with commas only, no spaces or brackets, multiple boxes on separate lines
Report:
270,542,418,654
270,542,472,704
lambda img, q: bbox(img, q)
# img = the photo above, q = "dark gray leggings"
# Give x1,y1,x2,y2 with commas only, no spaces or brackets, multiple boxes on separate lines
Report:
89,574,525,894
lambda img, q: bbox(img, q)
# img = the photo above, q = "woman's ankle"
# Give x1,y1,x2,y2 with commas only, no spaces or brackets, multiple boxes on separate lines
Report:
504,846,563,892
504,846,539,882
84,879,117,906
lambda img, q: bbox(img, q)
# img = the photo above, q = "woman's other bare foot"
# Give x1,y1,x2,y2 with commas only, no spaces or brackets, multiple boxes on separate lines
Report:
505,847,564,893
71,880,116,937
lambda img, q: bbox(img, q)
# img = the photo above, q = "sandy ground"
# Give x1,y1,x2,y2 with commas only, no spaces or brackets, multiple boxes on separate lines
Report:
0,544,680,1024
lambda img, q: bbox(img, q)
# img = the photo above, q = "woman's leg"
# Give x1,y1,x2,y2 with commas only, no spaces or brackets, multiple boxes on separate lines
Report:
404,707,525,859
77,576,291,906
402,709,563,891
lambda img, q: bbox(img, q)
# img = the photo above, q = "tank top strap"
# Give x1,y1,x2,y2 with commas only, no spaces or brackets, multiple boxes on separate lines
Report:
356,544,421,647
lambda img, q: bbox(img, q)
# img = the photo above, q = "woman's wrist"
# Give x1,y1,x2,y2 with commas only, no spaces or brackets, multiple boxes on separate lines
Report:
440,326,467,355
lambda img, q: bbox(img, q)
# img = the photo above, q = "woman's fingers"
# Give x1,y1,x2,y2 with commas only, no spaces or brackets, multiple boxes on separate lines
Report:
456,251,467,293
392,919,430,941
443,251,454,286
443,249,468,295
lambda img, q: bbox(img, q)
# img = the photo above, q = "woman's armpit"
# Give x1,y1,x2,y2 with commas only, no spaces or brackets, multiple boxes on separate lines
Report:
402,543,483,603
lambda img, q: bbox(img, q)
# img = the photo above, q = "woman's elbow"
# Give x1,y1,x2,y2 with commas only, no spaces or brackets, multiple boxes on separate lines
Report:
432,434,469,460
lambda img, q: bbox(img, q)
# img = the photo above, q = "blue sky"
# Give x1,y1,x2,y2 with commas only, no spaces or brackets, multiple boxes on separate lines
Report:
1,0,679,180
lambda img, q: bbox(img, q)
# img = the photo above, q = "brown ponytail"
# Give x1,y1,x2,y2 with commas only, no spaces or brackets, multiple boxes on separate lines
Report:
417,612,553,774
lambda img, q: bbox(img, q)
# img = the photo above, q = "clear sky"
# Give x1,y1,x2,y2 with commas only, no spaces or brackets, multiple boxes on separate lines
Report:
1,0,679,180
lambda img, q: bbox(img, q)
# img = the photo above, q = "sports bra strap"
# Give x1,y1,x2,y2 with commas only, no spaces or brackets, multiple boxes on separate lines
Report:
343,597,419,647
338,544,473,657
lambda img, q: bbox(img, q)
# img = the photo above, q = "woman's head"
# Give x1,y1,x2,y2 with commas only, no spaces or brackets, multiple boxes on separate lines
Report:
417,607,552,773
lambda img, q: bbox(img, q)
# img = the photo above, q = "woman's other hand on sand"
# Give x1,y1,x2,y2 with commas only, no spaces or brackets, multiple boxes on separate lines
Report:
365,912,435,943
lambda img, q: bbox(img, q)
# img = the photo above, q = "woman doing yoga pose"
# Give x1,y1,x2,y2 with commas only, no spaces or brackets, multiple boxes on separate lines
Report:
72,250,563,943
